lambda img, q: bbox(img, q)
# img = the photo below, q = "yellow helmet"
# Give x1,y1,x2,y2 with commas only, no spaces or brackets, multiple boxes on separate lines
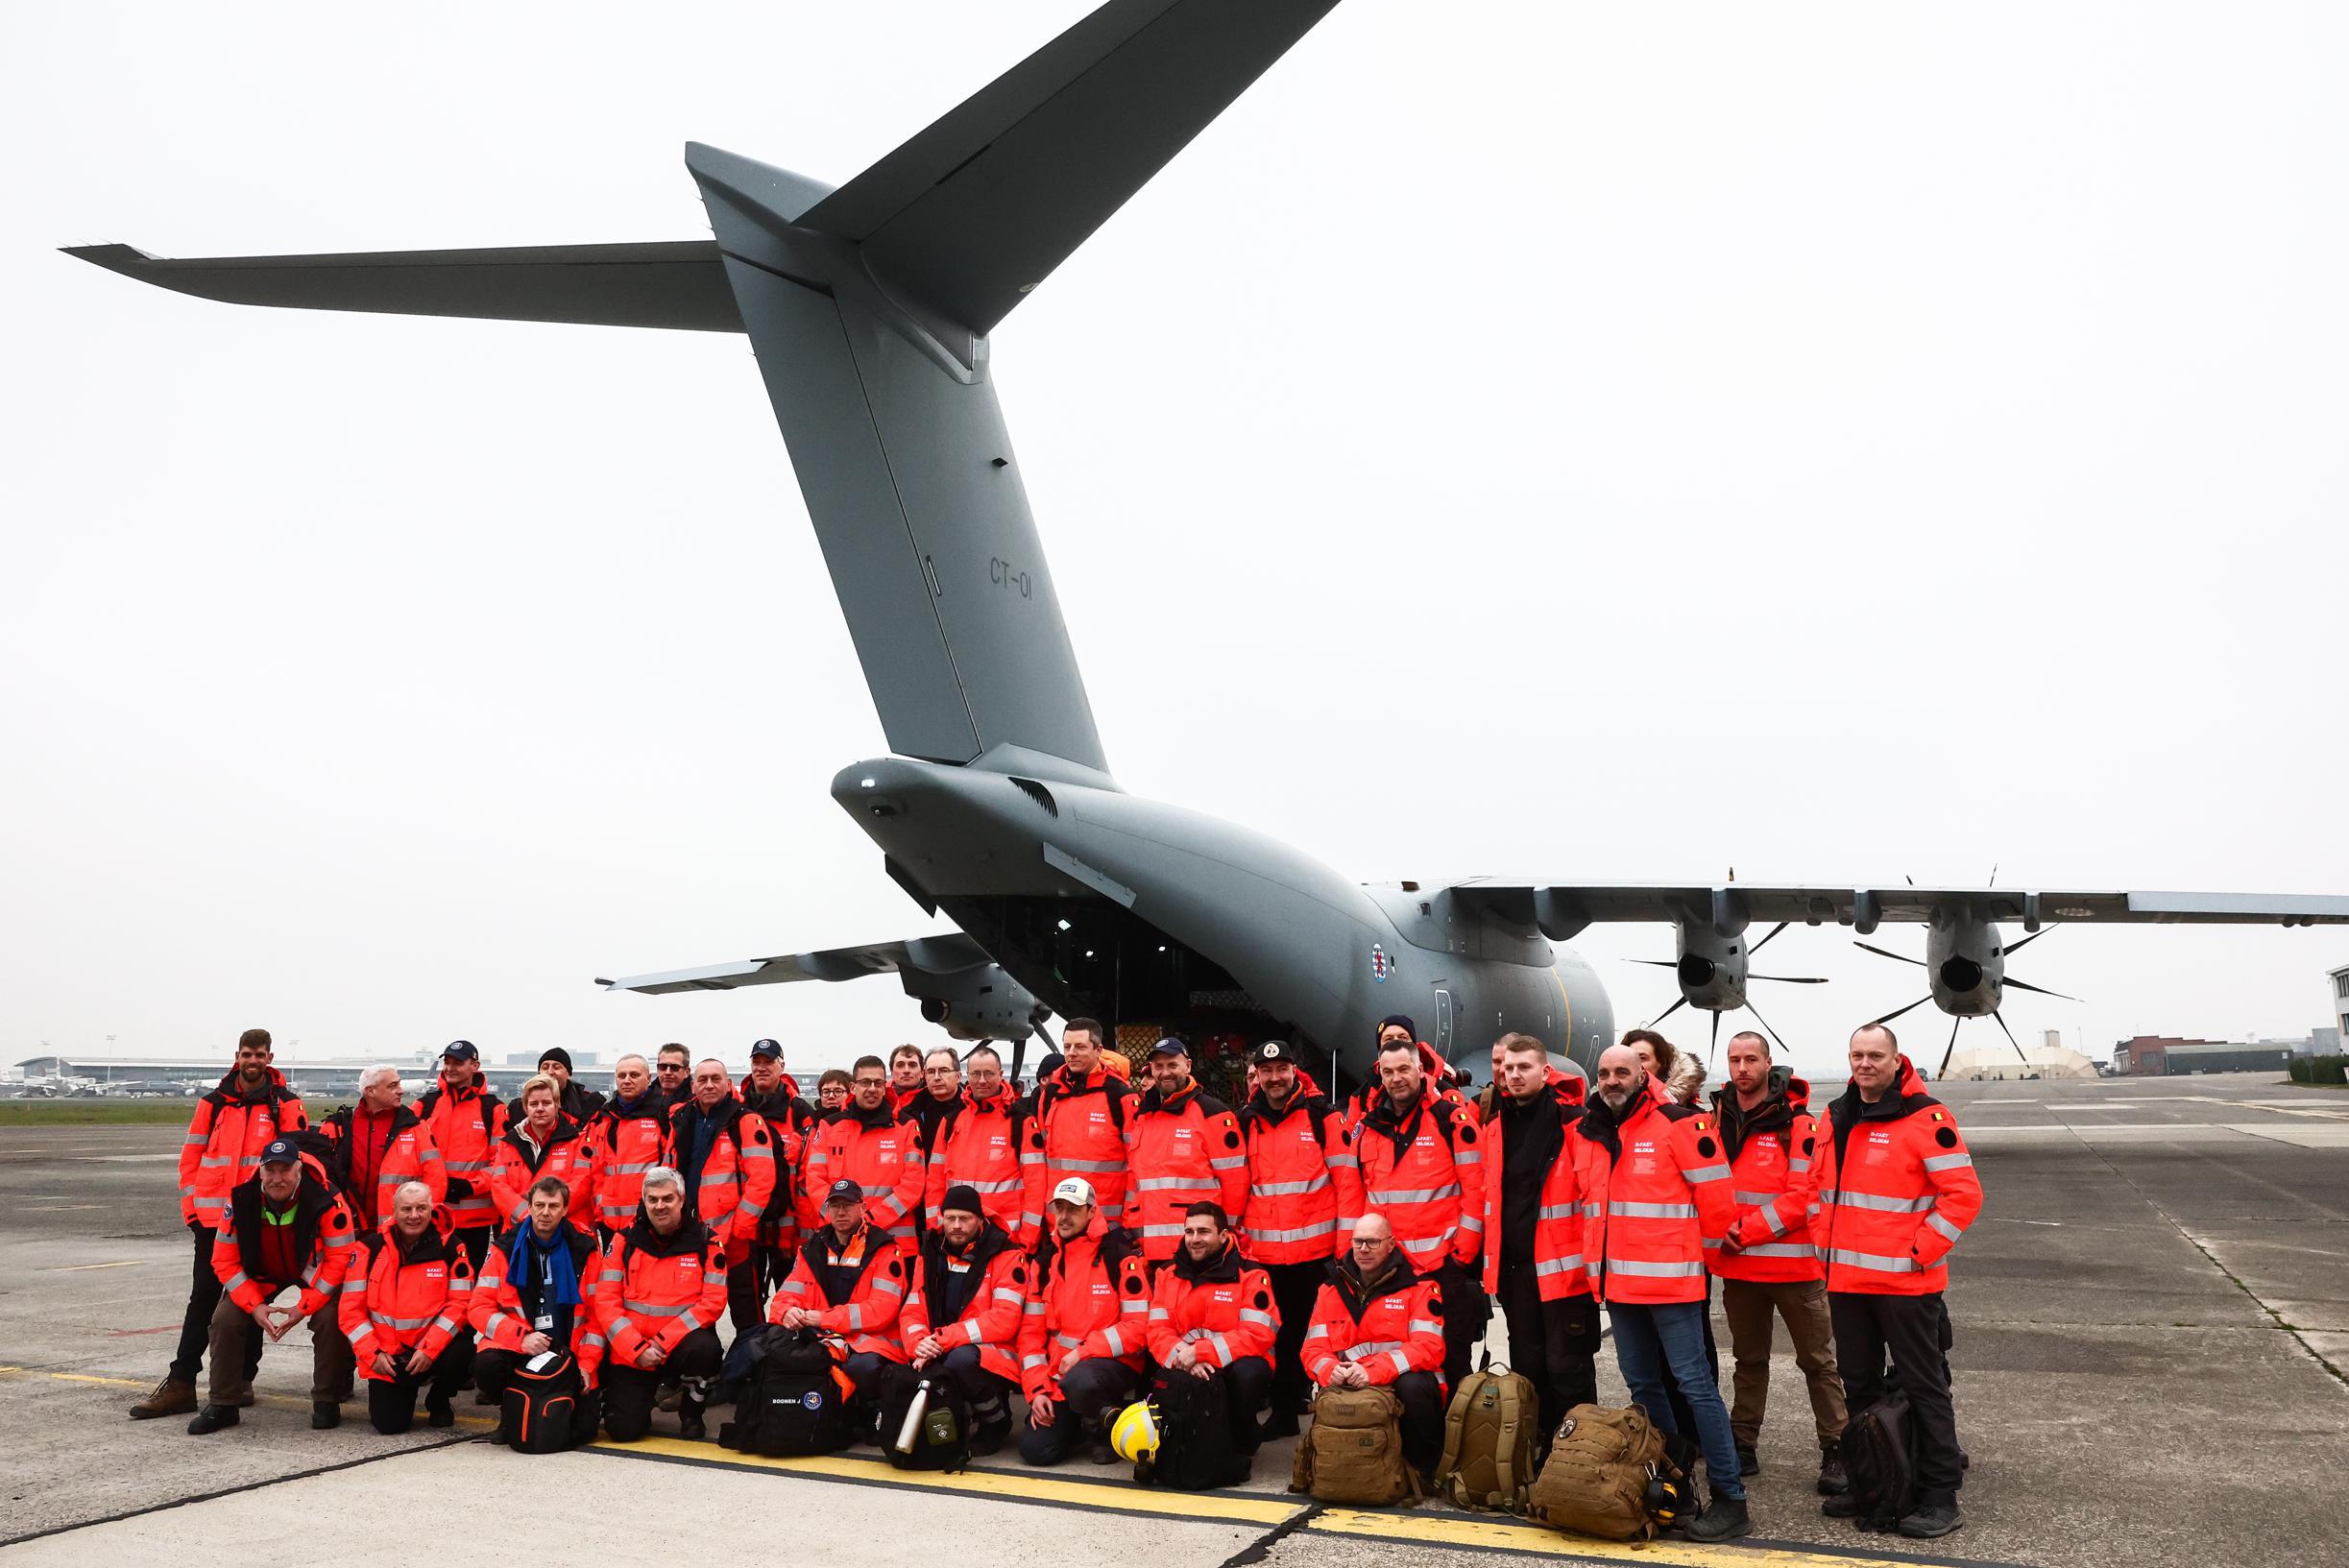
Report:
1109,1399,1161,1463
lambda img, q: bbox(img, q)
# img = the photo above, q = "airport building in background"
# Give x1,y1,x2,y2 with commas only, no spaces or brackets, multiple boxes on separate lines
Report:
2111,1036,2295,1075
2330,962,2349,1049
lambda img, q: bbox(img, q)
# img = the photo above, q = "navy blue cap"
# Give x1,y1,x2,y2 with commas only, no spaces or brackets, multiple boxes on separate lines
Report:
1147,1037,1187,1058
442,1040,479,1061
824,1179,863,1206
750,1038,783,1059
259,1136,301,1166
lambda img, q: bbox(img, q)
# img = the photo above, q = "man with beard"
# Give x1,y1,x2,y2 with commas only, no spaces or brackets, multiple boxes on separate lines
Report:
902,1184,1029,1455
925,1046,1032,1241
1019,1176,1151,1465
1235,1040,1359,1438
134,1027,307,1421
1352,1037,1486,1388
1574,1045,1748,1542
1145,1202,1278,1459
410,1041,505,1270
1301,1213,1447,1483
739,1037,818,1269
1477,1032,1598,1451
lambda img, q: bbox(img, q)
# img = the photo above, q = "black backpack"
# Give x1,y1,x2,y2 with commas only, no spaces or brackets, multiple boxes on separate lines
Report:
1839,1391,1921,1531
499,1353,594,1454
1139,1367,1253,1491
875,1368,973,1472
721,1329,856,1459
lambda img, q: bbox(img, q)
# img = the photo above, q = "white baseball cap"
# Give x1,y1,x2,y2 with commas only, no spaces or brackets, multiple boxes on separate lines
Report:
1050,1176,1097,1208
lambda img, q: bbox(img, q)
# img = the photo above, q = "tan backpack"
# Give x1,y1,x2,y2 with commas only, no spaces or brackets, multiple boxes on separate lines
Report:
1434,1363,1538,1512
1290,1386,1420,1506
1525,1403,1687,1542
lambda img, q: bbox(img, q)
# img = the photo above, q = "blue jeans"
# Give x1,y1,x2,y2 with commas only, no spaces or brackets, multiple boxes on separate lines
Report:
1610,1299,1744,1503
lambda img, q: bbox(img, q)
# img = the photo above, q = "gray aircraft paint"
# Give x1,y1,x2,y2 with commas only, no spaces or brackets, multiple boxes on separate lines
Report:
66,0,2349,1085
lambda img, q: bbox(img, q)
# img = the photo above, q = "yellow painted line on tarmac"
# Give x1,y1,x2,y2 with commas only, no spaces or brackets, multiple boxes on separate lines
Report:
593,1437,1300,1526
1310,1508,1978,1567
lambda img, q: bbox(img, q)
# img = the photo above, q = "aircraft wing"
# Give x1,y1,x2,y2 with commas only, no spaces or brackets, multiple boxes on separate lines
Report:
62,241,744,331
596,932,994,994
1449,880,2349,935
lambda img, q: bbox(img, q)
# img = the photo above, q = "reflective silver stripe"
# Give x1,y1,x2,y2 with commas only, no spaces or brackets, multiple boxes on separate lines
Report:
957,1178,1023,1194
1533,1256,1583,1277
1682,1163,1732,1183
992,1287,1026,1307
1053,1159,1122,1173
1536,1204,1577,1220
1251,1176,1329,1197
1325,1153,1358,1169
1604,1257,1705,1278
1394,1233,1448,1254
183,1134,209,1145
859,1183,895,1198
1756,1205,1791,1238
223,1270,252,1291
430,1315,458,1334
610,1315,636,1339
1452,1151,1482,1165
1303,1323,1329,1340
1923,1152,1974,1171
620,1299,695,1316
484,1311,513,1337
1732,1190,1779,1207
1022,1353,1048,1370
1924,1211,1965,1242
1738,1242,1817,1259
1023,1301,1048,1317
371,1312,433,1330
1368,1184,1461,1205
1238,1308,1275,1329
1387,1350,1412,1377
1099,1203,1124,1220
1838,1191,1935,1214
199,1156,234,1169
579,1333,607,1349
1137,1223,1186,1238
738,1200,764,1218
842,1305,866,1330
874,1277,906,1299
1457,1214,1485,1235
965,1323,989,1345
741,1145,774,1161
339,1278,366,1294
1100,1326,1126,1357
1207,1332,1233,1363
1788,1158,1813,1173
1344,1339,1402,1359
608,1162,654,1175
1407,1318,1441,1335
1206,1155,1246,1171
1247,1218,1337,1245
1609,1200,1696,1219
698,1172,739,1187
444,1160,489,1172
1052,1332,1083,1349
1149,1307,1171,1321
1828,1246,1917,1273
1132,1175,1209,1192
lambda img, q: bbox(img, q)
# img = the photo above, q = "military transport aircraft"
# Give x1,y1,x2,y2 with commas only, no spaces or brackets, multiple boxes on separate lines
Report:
67,0,2349,1086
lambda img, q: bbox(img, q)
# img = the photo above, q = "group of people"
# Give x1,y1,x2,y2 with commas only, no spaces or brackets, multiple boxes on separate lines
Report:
130,1012,1982,1543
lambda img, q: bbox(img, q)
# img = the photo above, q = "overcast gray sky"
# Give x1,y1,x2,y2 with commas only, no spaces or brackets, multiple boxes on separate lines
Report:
7,1,2346,1087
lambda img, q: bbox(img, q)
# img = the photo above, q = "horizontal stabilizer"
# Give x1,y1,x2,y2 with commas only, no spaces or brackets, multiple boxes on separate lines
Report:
62,240,744,331
597,931,993,994
798,0,1342,335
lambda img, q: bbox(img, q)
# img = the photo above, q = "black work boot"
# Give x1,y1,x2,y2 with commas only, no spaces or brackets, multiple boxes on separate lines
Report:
1683,1495,1753,1543
186,1404,241,1435
1735,1443,1759,1476
1898,1494,1964,1539
1822,1489,1864,1518
311,1401,341,1430
425,1391,456,1428
1818,1452,1850,1495
676,1393,707,1441
1261,1409,1301,1440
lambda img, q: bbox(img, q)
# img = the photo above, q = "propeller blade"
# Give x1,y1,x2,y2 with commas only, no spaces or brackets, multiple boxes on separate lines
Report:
1708,1010,1721,1067
1627,958,1679,968
1998,931,2049,957
1752,973,1829,984
1743,996,1790,1056
1747,921,1790,956
1653,995,1689,1025
1869,995,1934,1027
1854,942,1925,966
2002,977,2081,1002
1992,1009,2029,1064
1938,1014,1964,1076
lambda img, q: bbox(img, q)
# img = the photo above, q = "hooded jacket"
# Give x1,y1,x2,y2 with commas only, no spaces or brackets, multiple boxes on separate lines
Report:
487,1112,598,1235
1708,1066,1823,1284
902,1218,1029,1385
212,1166,357,1319
1809,1055,1983,1295
1476,1079,1588,1299
1123,1077,1248,1260
1145,1235,1277,1371
1302,1249,1445,1389
1352,1089,1485,1272
666,1088,778,1265
770,1218,912,1363
1027,1064,1135,1225
411,1073,506,1232
1571,1080,1735,1305
1018,1213,1150,1399
1235,1087,1361,1263
802,1098,927,1243
924,1082,1032,1241
592,1208,729,1369
586,1091,672,1234
340,1203,473,1379
318,1100,445,1229
472,1218,602,1383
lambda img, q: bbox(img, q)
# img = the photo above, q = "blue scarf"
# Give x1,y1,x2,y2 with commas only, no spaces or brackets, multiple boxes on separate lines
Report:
509,1223,581,1313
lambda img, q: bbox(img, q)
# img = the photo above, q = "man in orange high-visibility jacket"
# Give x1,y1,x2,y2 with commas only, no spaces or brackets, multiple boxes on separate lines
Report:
1017,1176,1151,1466
1811,1025,1983,1541
803,1055,927,1244
902,1184,1029,1455
924,1045,1033,1241
1478,1032,1597,1453
668,1058,780,1339
1146,1202,1278,1460
1024,1020,1135,1225
1124,1038,1247,1261
410,1040,505,1270
185,1135,356,1435
1352,1036,1486,1388
1235,1040,1359,1439
1708,1031,1847,1494
340,1182,476,1435
1303,1213,1447,1481
1574,1046,1749,1544
136,1028,308,1422
773,1180,915,1403
593,1167,730,1442
587,1054,670,1237
472,1172,603,1407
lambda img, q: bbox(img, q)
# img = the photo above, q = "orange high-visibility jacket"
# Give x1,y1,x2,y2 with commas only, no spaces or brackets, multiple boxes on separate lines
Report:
1123,1079,1248,1260
487,1115,597,1235
340,1205,473,1379
1351,1091,1486,1273
1018,1215,1150,1400
1571,1086,1736,1306
211,1168,357,1318
1302,1256,1446,1389
901,1222,1030,1385
180,1068,307,1229
769,1220,912,1363
666,1091,779,1266
592,1214,729,1369
1026,1066,1135,1224
1146,1236,1277,1371
1809,1056,1984,1295
1474,1088,1589,1301
318,1102,446,1228
410,1075,506,1232
585,1095,671,1234
802,1100,927,1243
1709,1071,1825,1285
1234,1090,1361,1264
471,1220,604,1385
924,1084,1032,1241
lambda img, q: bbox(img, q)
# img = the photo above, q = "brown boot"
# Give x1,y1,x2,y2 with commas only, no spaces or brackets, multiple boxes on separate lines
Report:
130,1375,198,1420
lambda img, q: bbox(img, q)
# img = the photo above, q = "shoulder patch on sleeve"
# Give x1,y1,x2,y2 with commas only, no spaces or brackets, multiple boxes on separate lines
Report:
327,1210,348,1231
1935,1127,1958,1148
1253,1290,1270,1311
1008,1263,1027,1287
1458,1124,1477,1145
753,1125,769,1145
1696,1136,1718,1159
1427,1291,1442,1315
885,1257,903,1277
1802,1136,1814,1155
1223,1129,1241,1148
1695,1117,1710,1131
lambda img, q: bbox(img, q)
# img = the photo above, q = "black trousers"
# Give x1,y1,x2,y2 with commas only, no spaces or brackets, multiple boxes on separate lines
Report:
366,1333,475,1434
932,1344,1014,1430
1830,1290,1964,1499
601,1326,724,1441
1386,1368,1448,1475
1021,1358,1144,1465
1262,1260,1326,1417
1435,1259,1491,1392
1496,1261,1600,1443
725,1255,773,1343
169,1223,257,1384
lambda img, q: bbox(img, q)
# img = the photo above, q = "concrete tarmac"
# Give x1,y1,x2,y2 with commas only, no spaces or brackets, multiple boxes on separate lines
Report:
3,1073,2343,1567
